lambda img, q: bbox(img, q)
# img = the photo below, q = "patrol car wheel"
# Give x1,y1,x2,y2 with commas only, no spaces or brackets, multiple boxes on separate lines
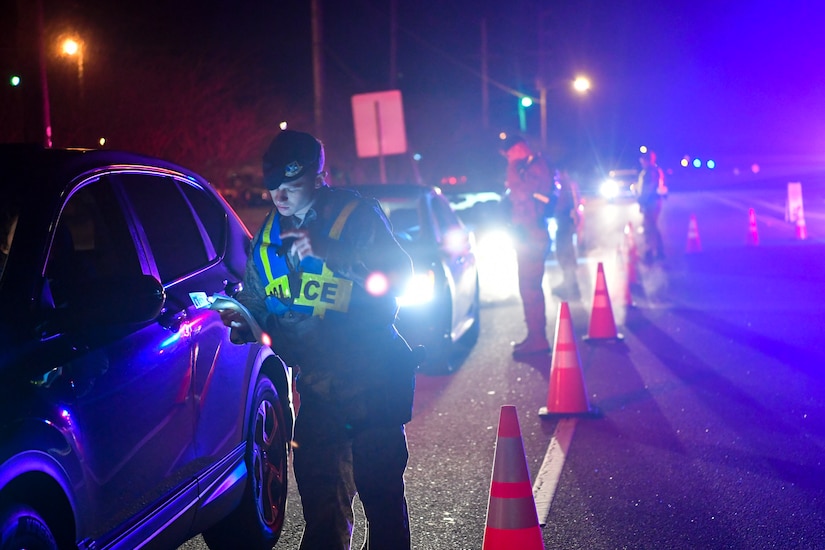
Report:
419,291,455,375
202,375,288,549
0,504,58,550
460,276,481,347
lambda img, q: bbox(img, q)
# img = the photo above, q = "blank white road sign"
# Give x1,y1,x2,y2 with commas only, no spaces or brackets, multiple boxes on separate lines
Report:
351,90,408,158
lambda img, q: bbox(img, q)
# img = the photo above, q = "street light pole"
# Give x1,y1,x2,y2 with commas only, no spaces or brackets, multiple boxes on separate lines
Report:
311,0,324,140
539,84,547,149
62,38,85,101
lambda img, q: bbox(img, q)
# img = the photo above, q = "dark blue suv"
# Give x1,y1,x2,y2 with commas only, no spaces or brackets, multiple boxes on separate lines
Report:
0,145,292,549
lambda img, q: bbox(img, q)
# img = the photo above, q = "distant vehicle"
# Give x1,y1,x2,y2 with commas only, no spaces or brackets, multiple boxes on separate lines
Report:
0,144,292,550
349,183,480,374
442,189,521,302
598,168,639,200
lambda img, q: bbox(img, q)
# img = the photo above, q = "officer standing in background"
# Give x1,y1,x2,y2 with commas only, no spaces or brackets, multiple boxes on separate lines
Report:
551,169,582,300
221,129,416,549
500,134,554,358
636,149,667,263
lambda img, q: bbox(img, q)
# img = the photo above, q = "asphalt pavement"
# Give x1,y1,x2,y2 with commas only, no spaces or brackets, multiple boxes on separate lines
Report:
182,177,825,549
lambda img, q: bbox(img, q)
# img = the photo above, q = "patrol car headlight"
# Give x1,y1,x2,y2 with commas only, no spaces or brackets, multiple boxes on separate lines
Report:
475,227,518,300
599,179,620,199
475,228,512,265
397,270,435,307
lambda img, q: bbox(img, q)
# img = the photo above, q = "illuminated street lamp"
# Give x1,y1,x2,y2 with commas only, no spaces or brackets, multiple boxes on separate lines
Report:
572,75,591,94
60,36,85,99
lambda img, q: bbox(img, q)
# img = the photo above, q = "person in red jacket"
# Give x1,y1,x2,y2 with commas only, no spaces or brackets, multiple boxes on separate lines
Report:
500,134,554,357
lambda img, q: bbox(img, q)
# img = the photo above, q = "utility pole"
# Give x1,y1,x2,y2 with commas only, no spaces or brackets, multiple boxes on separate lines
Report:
537,9,552,150
311,0,324,139
481,18,489,129
17,0,52,146
389,0,398,89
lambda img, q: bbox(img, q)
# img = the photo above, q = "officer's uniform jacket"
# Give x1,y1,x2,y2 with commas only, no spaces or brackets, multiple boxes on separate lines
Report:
236,186,416,426
505,154,555,243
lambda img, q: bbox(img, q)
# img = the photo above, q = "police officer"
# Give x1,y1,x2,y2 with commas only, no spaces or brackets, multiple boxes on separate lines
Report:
222,129,416,549
636,150,666,262
500,134,553,357
551,169,582,300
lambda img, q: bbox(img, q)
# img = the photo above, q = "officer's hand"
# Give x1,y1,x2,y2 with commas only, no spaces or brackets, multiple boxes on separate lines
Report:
218,309,255,344
280,229,319,261
218,309,247,330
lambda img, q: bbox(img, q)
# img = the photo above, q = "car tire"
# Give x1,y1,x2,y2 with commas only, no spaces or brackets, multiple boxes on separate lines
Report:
460,277,481,348
0,504,58,550
202,375,288,550
419,289,455,375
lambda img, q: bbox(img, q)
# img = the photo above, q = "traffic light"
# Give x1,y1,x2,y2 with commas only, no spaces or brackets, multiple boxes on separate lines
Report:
9,75,21,87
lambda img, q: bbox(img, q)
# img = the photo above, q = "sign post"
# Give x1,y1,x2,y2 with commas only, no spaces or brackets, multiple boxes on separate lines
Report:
351,90,407,183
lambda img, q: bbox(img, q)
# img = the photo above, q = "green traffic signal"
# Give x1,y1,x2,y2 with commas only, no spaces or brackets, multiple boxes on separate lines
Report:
10,75,21,87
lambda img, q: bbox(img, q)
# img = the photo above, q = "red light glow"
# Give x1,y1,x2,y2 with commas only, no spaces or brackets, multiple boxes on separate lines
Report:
365,272,390,296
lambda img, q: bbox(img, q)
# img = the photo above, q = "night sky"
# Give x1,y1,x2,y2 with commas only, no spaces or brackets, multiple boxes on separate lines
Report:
2,0,823,185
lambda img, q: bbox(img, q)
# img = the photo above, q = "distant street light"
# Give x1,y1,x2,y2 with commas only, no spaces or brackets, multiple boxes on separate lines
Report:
60,36,85,99
572,76,591,94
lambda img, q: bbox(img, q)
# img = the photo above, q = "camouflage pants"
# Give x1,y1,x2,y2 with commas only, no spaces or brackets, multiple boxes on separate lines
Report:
293,394,411,550
515,234,550,336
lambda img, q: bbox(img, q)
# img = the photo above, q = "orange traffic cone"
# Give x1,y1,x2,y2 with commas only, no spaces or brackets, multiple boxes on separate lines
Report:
584,262,623,341
686,214,702,253
747,208,759,246
539,302,593,416
483,406,545,550
623,222,639,284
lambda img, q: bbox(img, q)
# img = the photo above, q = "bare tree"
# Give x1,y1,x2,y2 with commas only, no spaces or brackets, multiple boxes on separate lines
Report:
52,49,310,186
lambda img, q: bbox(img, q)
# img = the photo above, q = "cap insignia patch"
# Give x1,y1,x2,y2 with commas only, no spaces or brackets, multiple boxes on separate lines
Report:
285,161,302,178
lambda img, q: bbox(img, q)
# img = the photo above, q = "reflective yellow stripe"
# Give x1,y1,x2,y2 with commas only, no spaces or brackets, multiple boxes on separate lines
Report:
329,200,359,240
258,214,292,299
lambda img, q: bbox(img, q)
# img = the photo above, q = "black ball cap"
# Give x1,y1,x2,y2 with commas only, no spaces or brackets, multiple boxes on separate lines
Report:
262,130,322,189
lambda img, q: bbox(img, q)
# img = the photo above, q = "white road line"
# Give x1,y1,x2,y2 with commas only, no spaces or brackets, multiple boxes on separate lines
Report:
532,417,577,526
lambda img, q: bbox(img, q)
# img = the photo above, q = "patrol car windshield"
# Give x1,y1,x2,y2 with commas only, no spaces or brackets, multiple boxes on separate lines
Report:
380,199,422,242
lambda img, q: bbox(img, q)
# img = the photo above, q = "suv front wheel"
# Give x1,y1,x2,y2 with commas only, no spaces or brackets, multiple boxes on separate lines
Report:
0,504,58,550
202,375,289,549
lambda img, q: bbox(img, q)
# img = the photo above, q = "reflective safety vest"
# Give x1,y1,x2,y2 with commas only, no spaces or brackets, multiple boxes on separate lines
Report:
252,201,360,318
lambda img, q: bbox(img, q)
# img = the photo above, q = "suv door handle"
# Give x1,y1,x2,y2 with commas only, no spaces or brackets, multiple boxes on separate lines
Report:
159,309,187,333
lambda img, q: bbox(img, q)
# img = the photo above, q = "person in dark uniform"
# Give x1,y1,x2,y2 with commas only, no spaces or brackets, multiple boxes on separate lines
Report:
551,169,582,300
500,134,554,357
636,149,666,262
221,129,416,549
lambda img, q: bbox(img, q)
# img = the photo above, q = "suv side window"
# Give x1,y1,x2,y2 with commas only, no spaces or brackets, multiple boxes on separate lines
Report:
47,178,142,308
179,180,228,256
116,173,215,284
